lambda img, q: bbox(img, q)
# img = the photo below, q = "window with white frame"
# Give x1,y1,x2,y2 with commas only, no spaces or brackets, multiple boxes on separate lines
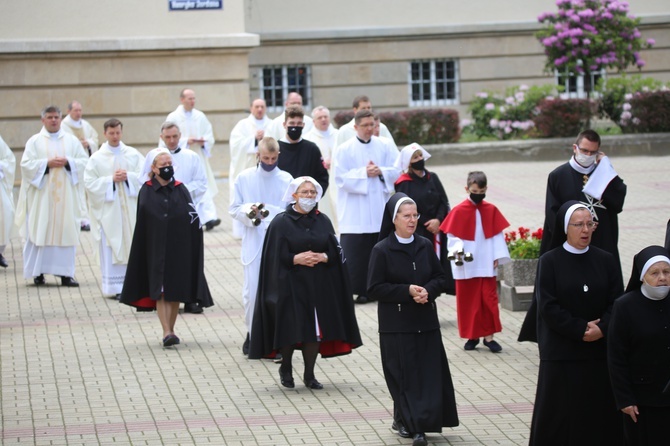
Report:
260,65,311,113
555,69,605,99
409,60,459,107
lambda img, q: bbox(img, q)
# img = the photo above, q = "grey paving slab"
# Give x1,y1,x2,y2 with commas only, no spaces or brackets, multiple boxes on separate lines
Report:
1,155,669,445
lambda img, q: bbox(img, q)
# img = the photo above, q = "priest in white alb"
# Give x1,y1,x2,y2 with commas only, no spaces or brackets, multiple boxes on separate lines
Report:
0,134,16,268
16,105,89,287
162,88,220,230
229,98,273,239
84,119,144,297
61,100,100,232
229,136,293,354
304,105,338,227
334,109,399,304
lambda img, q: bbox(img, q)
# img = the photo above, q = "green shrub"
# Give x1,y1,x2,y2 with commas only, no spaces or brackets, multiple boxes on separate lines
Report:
332,108,460,146
533,98,594,138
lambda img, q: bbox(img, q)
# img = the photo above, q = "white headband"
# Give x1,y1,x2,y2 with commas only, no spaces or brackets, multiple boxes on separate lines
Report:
394,143,431,172
564,204,589,233
640,255,670,281
281,176,323,203
392,197,415,223
140,148,171,183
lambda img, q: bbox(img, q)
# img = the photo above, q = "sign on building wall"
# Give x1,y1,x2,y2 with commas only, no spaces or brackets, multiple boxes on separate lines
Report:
169,0,222,11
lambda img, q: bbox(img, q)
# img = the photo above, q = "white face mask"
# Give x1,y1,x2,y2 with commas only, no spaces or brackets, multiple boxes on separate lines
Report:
641,281,670,300
298,197,317,213
574,152,596,167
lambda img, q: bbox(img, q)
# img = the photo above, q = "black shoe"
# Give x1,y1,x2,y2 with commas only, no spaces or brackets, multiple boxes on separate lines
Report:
273,353,283,364
34,274,45,286
163,334,180,347
205,218,221,231
115,294,121,301
354,295,369,304
60,277,79,287
80,224,90,232
412,433,427,446
483,339,503,353
464,338,480,351
242,333,250,355
303,377,324,390
0,254,8,268
391,421,411,438
183,303,203,314
279,367,294,388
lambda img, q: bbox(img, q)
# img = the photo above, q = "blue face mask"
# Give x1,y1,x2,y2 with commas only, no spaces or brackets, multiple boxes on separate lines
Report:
260,160,277,172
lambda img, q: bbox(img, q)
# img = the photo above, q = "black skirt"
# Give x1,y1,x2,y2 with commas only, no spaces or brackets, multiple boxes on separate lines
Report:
529,359,623,445
380,330,459,433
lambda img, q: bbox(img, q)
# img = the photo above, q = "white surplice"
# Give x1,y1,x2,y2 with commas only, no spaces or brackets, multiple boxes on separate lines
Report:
229,164,293,333
16,128,88,278
0,135,16,253
334,136,400,234
228,113,273,238
85,142,144,295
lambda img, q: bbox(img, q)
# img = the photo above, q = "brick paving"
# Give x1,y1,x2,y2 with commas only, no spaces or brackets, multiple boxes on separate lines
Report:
1,155,668,445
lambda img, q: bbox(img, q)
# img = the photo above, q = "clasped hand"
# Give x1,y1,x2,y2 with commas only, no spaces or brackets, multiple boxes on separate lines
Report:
409,284,429,304
366,161,381,177
113,169,128,182
583,319,603,342
47,156,67,168
293,251,326,267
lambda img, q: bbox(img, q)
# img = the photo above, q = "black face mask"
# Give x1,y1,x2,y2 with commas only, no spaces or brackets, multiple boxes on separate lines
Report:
286,126,303,141
470,193,485,204
158,165,174,181
410,159,425,171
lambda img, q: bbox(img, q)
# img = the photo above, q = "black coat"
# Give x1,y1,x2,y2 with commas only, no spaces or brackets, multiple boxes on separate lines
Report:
395,170,454,294
540,162,626,267
367,234,446,333
249,206,362,358
278,139,329,193
120,179,213,308
608,289,670,409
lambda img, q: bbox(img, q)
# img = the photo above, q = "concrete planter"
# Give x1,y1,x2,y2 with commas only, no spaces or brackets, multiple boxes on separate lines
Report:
498,258,538,311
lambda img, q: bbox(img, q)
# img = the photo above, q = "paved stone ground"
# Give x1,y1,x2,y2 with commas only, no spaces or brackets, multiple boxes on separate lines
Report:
1,155,668,445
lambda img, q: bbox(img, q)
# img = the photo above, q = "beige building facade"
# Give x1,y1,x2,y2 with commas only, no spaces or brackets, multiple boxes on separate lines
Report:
0,0,668,176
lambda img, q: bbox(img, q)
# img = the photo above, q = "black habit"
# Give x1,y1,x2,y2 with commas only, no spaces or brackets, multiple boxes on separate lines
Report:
529,245,623,446
520,165,627,343
120,179,213,309
278,139,329,194
368,231,459,434
395,170,455,294
248,205,362,359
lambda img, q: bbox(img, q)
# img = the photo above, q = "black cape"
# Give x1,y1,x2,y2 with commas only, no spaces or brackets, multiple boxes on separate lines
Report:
120,179,213,309
248,205,362,359
278,139,329,194
394,170,455,294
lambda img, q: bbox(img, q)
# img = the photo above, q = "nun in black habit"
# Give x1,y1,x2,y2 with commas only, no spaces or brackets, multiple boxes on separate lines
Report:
120,148,213,347
248,176,362,390
608,245,670,446
367,193,458,446
528,200,623,446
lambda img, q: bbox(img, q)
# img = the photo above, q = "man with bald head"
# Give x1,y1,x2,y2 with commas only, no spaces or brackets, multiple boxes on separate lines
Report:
162,88,220,230
229,98,274,239
266,92,314,141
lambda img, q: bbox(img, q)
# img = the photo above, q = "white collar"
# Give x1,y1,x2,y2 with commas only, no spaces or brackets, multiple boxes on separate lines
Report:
563,241,589,254
569,156,596,175
394,233,414,244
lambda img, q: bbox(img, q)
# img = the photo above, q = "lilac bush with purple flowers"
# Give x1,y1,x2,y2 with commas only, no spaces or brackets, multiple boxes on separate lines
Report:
537,1,654,78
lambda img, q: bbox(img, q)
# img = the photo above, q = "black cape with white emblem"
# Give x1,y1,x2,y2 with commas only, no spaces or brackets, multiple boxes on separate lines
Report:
248,205,361,359
120,179,213,309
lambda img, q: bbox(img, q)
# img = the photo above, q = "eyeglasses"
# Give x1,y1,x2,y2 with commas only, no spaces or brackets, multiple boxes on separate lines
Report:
575,145,599,156
398,213,421,221
567,221,597,230
297,190,317,196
